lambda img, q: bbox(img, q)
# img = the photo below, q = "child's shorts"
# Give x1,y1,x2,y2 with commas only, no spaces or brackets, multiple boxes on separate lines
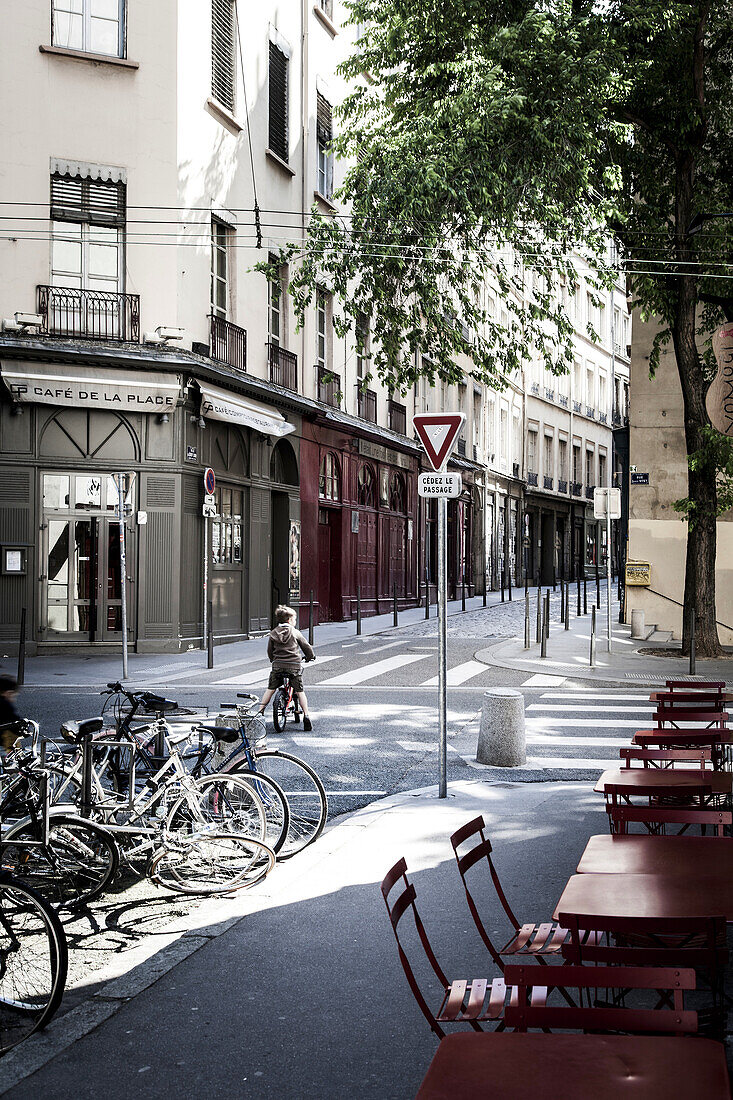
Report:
268,668,304,692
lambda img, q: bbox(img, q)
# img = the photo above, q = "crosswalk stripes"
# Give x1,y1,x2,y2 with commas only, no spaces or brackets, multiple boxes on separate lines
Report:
319,652,431,686
215,654,342,686
421,661,488,687
524,689,653,773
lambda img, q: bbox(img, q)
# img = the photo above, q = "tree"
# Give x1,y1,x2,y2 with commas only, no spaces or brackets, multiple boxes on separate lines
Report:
274,0,733,655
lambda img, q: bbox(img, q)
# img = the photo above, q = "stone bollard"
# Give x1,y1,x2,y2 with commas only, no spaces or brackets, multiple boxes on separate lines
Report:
476,688,526,767
630,609,645,639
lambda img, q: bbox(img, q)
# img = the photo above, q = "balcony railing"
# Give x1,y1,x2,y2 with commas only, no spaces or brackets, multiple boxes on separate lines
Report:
586,406,595,419
37,285,140,342
210,314,247,371
527,471,538,486
586,485,596,499
545,388,555,402
357,387,377,423
573,400,582,413
457,437,466,457
267,342,298,390
558,478,568,493
599,412,608,424
317,366,341,407
473,444,479,462
512,462,520,478
543,475,554,490
530,382,540,395
388,400,406,435
571,481,583,496
558,395,569,408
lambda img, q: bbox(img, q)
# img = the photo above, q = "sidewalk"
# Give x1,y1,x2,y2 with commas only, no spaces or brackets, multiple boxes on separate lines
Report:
477,594,733,686
0,776,604,1098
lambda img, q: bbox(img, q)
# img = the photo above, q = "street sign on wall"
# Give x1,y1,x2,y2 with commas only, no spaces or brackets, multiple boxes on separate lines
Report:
418,473,462,498
413,413,466,471
593,486,621,519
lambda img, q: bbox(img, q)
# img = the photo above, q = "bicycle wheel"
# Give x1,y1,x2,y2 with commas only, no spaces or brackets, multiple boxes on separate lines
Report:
272,689,288,733
248,751,328,858
3,815,120,909
166,774,267,842
0,874,67,1053
149,833,275,895
216,768,290,855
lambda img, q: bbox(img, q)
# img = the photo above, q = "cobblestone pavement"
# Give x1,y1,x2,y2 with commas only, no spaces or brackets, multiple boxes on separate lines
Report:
383,582,604,639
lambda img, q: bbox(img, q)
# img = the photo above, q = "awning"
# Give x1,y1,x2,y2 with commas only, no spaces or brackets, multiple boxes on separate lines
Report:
1,362,181,412
198,381,295,437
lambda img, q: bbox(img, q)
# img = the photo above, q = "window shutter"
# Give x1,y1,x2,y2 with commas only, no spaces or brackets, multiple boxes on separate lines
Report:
268,42,288,162
212,0,236,113
50,174,126,227
316,92,332,146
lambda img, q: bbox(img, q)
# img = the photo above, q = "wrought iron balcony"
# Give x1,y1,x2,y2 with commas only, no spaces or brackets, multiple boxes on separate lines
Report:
267,342,298,390
527,471,538,486
599,412,608,424
357,387,377,423
558,478,568,493
317,366,341,407
37,285,139,342
530,382,540,395
473,444,479,462
545,388,555,402
558,395,569,408
586,405,595,419
512,462,520,478
573,400,582,413
210,314,247,371
457,437,467,457
543,475,554,490
388,400,406,435
585,484,596,499
571,480,583,496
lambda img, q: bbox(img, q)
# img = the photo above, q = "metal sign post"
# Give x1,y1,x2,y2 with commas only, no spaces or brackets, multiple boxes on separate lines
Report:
414,413,466,800
606,507,612,654
594,487,621,654
114,472,131,680
202,468,216,652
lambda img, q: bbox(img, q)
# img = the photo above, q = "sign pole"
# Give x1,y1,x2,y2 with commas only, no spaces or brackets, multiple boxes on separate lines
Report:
437,494,448,799
203,514,208,652
606,506,612,653
202,467,216,652
116,473,129,681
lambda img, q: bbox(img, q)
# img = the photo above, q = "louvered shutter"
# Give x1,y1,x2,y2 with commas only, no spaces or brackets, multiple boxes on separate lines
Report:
268,42,288,162
316,93,332,146
212,0,236,113
50,174,126,227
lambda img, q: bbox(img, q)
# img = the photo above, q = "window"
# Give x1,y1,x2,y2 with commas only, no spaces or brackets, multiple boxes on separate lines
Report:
212,486,243,565
599,452,607,486
268,252,284,345
52,0,124,57
558,439,567,481
357,464,376,507
269,41,289,163
585,448,595,487
356,314,370,380
527,430,537,473
211,218,229,318
51,172,125,294
389,472,406,513
316,92,334,199
319,452,340,501
499,407,508,463
543,433,553,475
572,444,581,484
315,289,329,369
472,394,481,451
586,366,594,408
317,0,333,14
598,372,607,416
486,398,495,454
573,358,582,400
211,0,236,112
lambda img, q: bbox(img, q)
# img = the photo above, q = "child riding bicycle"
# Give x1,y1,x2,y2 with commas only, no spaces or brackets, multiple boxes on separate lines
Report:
258,605,315,731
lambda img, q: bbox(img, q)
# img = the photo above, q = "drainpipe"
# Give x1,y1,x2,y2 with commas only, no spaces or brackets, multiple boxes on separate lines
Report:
301,0,309,391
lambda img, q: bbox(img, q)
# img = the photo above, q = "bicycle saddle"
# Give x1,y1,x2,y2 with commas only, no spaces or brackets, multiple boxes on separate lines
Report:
60,716,105,742
196,724,239,743
138,693,178,713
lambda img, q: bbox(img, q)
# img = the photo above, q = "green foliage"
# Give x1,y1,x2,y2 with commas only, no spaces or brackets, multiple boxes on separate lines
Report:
674,426,733,524
261,0,733,398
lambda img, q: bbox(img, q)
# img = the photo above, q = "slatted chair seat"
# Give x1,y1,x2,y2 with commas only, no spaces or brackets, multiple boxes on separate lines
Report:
606,803,732,836
436,976,518,1025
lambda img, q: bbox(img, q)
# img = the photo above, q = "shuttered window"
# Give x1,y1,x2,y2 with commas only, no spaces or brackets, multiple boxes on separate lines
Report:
316,92,333,198
50,174,126,227
268,42,289,162
212,0,236,113
52,0,124,58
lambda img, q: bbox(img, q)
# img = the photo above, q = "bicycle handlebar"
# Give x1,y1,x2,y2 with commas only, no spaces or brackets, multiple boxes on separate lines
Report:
236,693,259,701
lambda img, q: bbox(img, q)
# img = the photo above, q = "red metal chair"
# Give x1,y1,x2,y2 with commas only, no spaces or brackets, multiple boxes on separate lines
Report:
502,964,699,1035
653,707,729,729
380,857,508,1040
450,816,594,968
633,729,732,771
619,746,712,770
606,803,731,836
665,680,726,693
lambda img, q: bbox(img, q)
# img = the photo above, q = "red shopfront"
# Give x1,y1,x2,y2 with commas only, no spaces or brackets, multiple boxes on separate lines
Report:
299,426,419,624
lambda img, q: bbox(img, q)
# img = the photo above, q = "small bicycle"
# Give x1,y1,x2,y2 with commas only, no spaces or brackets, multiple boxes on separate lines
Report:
272,661,314,732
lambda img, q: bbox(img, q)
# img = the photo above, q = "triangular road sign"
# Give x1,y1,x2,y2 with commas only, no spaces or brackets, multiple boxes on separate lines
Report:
414,413,466,471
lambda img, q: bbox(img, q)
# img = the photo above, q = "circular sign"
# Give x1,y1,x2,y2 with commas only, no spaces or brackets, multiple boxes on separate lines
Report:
204,467,216,495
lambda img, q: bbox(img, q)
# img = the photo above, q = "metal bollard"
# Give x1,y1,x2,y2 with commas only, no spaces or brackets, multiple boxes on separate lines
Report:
309,589,314,646
565,583,570,630
483,579,487,608
80,732,93,819
689,609,696,675
16,607,26,687
393,582,398,627
583,576,588,616
596,564,601,609
540,600,547,658
577,576,582,617
207,600,214,669
524,593,530,649
501,566,505,602
590,605,597,667
462,580,466,612
507,566,512,603
536,588,542,644
425,578,430,620
558,580,565,625
544,591,550,638
357,585,362,635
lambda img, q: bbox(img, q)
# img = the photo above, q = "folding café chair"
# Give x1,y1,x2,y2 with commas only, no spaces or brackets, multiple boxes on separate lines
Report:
619,746,712,771
380,857,509,1040
450,816,596,969
606,803,731,837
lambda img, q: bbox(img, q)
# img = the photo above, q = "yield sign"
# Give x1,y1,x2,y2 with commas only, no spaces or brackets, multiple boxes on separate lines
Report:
413,412,466,471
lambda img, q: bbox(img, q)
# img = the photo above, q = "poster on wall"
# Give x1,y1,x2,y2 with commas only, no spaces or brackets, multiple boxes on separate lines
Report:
288,520,301,602
379,467,390,506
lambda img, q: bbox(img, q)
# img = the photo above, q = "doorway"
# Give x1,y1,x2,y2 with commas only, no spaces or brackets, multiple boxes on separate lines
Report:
40,472,134,642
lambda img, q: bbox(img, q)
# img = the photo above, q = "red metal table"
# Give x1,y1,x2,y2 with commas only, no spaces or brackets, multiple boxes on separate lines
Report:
415,1032,731,1099
594,767,732,798
555,871,733,922
577,833,733,877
